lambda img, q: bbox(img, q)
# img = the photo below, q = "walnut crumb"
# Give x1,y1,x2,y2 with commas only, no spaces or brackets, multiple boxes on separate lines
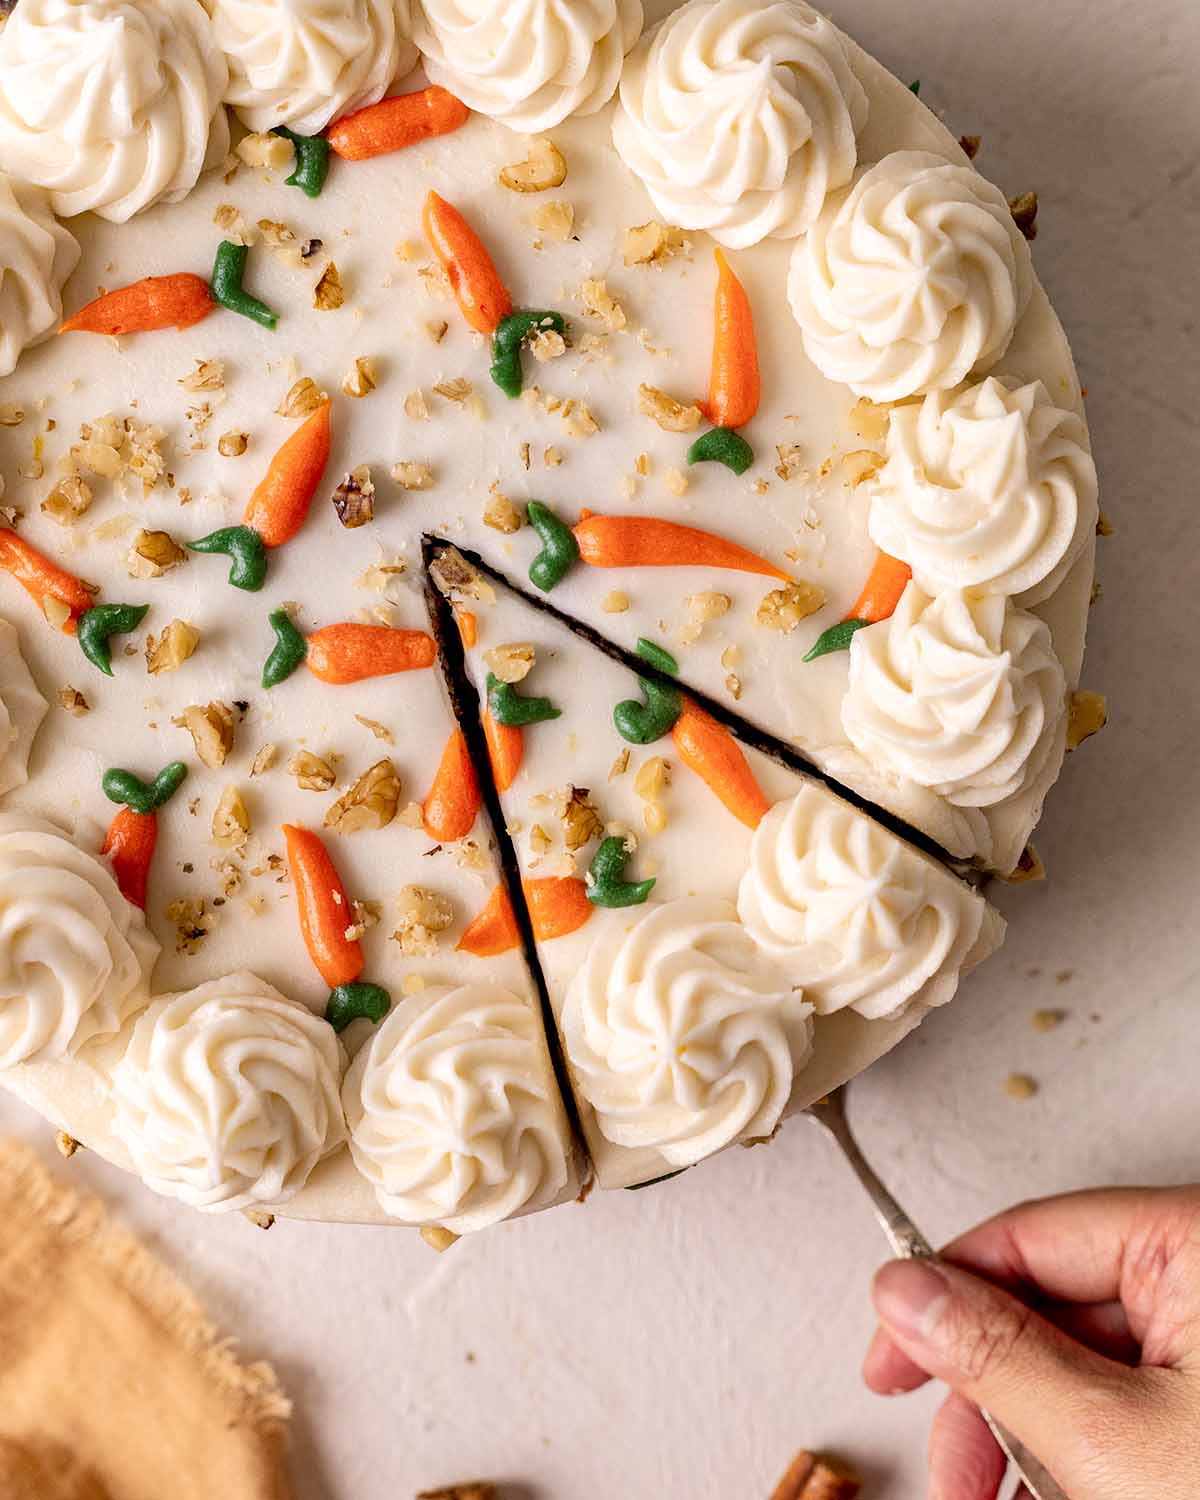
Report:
848,398,891,445
543,445,564,467
418,1228,462,1256
277,376,325,418
289,750,336,791
1032,1008,1067,1033
236,131,293,171
313,260,345,310
560,399,599,438
392,460,435,491
842,449,884,486
212,786,250,849
354,715,394,745
41,474,93,525
218,430,249,457
532,200,575,240
434,377,474,405
175,702,235,768
179,358,225,393
331,466,375,528
1066,690,1106,750
499,137,567,192
579,278,626,331
57,686,90,717
483,485,522,533
483,640,535,684
638,383,702,432
609,748,630,781
342,357,378,398
622,221,687,265
146,619,199,675
663,467,689,497
0,403,24,427
166,897,212,955
757,581,825,632
1004,1072,1039,1100
325,759,401,833
393,884,454,955
601,590,630,614
250,743,279,776
562,787,604,852
1009,190,1039,240
127,528,187,578
55,1130,81,1159
429,546,495,607
775,443,806,482
404,389,430,421
426,318,449,343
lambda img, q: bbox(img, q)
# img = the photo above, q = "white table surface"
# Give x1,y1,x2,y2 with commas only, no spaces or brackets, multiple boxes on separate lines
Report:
3,2,1199,1495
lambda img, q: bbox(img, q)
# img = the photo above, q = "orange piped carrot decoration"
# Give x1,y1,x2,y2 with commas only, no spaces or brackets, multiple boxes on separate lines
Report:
707,249,759,429
482,710,523,793
102,807,159,910
573,513,789,581
326,86,469,161
423,190,513,336
457,882,521,957
60,273,214,337
283,824,365,989
671,700,771,830
849,549,912,623
423,729,480,842
524,876,593,941
243,398,332,548
0,530,95,633
455,608,478,648
305,623,436,684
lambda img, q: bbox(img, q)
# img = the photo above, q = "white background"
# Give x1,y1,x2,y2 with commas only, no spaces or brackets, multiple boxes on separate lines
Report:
3,1,1200,1495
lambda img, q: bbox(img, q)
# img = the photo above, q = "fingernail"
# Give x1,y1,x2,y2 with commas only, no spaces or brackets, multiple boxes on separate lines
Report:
872,1259,951,1342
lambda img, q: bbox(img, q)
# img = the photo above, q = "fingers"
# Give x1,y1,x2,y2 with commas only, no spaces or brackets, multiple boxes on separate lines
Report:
871,1257,1137,1483
928,1392,1007,1500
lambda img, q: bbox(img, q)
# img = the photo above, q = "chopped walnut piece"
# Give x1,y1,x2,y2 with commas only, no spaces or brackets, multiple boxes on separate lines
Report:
483,486,522,533
725,673,742,699
355,715,394,745
325,759,401,833
176,702,235,768
757,581,825,633
770,1450,861,1500
342,356,378,399
404,388,430,421
277,377,324,418
1032,1007,1067,1033
609,748,630,781
418,1228,462,1256
236,131,293,171
959,133,982,160
622,220,687,265
179,358,225,392
1096,510,1114,537
429,546,495,606
484,641,535,684
250,743,279,776
392,460,435,491
43,596,72,630
848,397,890,445
55,1130,80,1159
687,590,731,624
562,786,603,852
663,467,689,497
213,203,253,245
289,750,336,791
543,445,564,467
532,200,575,240
212,786,251,849
1005,1072,1039,1100
128,528,187,579
633,756,670,803
218,430,249,457
146,618,200,675
313,260,345,309
331,466,375,528
1009,190,1039,239
57,686,90,717
842,449,884,486
357,559,407,596
426,318,449,343
579,278,626,331
499,137,567,192
560,399,599,438
638,383,702,432
0,403,24,427
417,262,452,300
529,328,567,362
393,885,454,956
166,897,212,956
434,377,473,405
40,474,93,525
1001,843,1046,884
775,443,806,481
601,590,630,613
1067,689,1107,750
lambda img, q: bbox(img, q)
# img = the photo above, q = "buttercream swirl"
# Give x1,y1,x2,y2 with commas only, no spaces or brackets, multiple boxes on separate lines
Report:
787,150,1034,401
869,377,1098,606
0,617,48,799
110,972,346,1212
0,813,158,1070
205,0,419,136
413,0,643,132
343,982,571,1232
613,0,867,247
0,175,79,378
841,582,1066,809
0,0,230,223
562,898,811,1166
737,786,984,1020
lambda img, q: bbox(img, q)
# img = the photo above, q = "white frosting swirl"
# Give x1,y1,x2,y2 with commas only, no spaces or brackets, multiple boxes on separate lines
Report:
842,582,1066,809
869,377,1098,606
737,787,984,1021
613,0,867,247
0,813,158,1070
562,898,811,1166
343,982,571,1232
110,972,346,1212
788,150,1034,400
205,0,419,135
0,618,48,799
0,175,79,378
0,0,230,223
413,0,643,132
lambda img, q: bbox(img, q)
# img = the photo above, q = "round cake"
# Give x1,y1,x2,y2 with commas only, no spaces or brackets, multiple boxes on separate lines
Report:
0,0,1101,1226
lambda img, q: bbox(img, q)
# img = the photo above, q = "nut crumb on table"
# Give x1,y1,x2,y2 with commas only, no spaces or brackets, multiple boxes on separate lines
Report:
771,1449,861,1500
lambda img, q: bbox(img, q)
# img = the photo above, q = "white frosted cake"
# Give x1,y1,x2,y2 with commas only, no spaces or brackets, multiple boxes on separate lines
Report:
0,0,1102,1229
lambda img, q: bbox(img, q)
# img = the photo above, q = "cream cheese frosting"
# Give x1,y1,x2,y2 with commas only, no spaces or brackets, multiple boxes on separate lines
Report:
342,981,572,1232
413,0,643,132
562,898,812,1166
110,972,346,1212
787,150,1034,401
0,0,230,223
0,812,158,1070
841,582,1066,810
868,376,1099,606
204,0,419,136
737,786,984,1021
0,175,79,379
0,618,48,801
612,0,867,247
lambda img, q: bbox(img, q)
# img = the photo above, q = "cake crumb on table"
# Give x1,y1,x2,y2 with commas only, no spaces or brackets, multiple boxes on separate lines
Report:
1032,1008,1068,1033
1005,1072,1039,1100
416,1484,495,1500
770,1449,861,1500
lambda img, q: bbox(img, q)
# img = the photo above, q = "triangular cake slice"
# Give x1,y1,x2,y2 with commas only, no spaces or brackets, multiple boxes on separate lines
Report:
439,551,1005,1189
0,563,579,1229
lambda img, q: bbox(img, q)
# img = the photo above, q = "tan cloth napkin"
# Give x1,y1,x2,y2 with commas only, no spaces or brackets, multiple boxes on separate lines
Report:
0,1140,293,1500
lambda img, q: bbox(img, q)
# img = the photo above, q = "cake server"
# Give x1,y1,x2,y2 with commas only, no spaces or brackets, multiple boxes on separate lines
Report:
806,1087,1070,1500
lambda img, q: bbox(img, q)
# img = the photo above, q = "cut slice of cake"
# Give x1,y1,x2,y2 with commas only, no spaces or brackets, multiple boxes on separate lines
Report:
437,548,1005,1189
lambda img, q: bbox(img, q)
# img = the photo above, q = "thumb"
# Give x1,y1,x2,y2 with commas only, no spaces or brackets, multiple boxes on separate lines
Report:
872,1258,1139,1483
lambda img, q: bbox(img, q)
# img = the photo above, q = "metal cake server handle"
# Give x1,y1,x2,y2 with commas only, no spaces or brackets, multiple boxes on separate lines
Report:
806,1087,1070,1500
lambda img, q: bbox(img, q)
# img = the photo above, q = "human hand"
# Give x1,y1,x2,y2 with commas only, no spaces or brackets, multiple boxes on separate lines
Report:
862,1187,1200,1499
